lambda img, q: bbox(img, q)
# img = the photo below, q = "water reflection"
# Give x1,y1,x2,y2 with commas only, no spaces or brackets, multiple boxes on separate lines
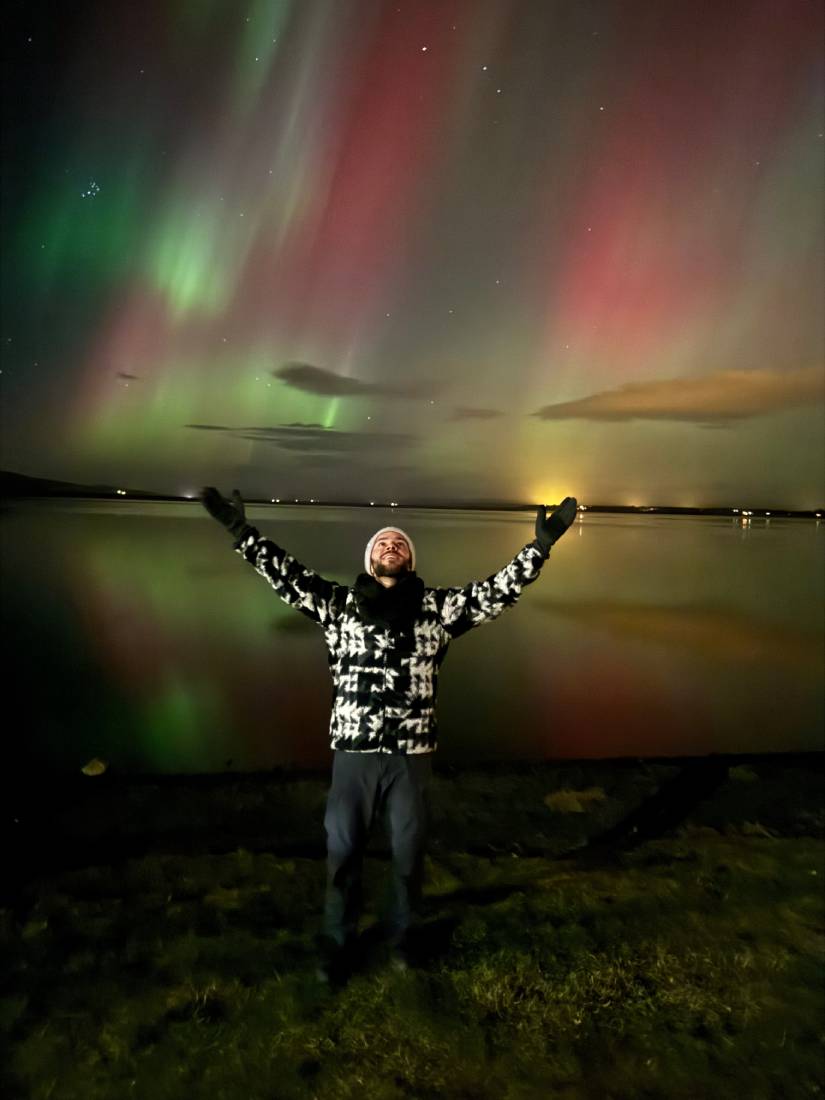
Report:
1,501,822,773
538,598,822,673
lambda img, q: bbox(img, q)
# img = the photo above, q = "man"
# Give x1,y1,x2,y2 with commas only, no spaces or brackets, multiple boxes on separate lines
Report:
200,487,577,981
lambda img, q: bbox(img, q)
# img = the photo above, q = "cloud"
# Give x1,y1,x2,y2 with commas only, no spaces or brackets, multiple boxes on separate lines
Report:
532,366,825,426
185,422,415,454
448,406,505,421
273,361,443,400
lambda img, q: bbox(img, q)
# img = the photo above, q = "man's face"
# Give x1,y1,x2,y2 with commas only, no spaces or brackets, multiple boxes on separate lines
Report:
370,532,411,577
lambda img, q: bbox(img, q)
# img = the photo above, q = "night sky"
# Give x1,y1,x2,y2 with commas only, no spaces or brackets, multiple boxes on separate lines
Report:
2,0,823,507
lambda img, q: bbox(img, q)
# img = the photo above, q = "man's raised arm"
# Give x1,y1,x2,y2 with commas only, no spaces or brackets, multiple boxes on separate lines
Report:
199,487,346,627
435,497,577,640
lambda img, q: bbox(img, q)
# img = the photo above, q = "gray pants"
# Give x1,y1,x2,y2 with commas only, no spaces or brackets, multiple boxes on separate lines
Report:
322,750,433,948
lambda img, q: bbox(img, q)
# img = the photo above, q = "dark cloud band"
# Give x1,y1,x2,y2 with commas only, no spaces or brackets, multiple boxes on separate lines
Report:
186,422,415,454
273,362,443,401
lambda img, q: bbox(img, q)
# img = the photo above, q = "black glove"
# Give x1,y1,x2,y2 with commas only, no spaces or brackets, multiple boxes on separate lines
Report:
535,496,578,554
199,487,250,538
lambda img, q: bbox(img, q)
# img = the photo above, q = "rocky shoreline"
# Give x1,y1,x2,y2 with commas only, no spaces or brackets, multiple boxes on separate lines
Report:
7,752,822,901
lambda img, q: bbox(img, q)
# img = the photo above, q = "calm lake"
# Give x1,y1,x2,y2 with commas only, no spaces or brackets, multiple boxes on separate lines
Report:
1,500,822,773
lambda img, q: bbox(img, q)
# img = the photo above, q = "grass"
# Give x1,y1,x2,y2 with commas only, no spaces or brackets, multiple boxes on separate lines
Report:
3,759,823,1098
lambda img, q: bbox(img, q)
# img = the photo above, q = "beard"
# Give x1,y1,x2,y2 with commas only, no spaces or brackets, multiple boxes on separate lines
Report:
372,556,410,578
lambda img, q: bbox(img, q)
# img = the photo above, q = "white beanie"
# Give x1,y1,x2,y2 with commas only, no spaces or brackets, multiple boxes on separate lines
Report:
364,527,416,575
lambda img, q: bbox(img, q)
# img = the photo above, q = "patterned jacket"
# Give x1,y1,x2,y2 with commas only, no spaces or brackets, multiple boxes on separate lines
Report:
234,527,550,755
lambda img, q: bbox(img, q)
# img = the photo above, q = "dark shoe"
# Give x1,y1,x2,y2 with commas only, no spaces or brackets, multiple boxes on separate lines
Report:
388,947,410,973
385,934,415,973
314,953,344,985
315,937,357,986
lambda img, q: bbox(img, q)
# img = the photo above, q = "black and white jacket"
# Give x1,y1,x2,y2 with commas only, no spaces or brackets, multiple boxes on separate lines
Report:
234,527,550,755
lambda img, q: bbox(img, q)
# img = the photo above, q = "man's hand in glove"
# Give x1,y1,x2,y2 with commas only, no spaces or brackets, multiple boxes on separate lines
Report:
199,487,250,538
535,496,578,555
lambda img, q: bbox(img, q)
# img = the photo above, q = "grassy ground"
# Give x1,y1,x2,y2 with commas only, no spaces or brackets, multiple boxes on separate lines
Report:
3,758,823,1099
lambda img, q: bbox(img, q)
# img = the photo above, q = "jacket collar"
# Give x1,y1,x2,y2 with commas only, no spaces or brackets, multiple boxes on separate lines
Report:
352,570,425,628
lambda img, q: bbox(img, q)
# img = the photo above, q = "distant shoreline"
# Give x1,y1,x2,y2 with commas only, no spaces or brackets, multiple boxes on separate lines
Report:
1,470,823,518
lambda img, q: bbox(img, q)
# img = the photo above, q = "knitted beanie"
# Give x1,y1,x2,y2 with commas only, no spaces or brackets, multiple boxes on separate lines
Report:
364,527,416,575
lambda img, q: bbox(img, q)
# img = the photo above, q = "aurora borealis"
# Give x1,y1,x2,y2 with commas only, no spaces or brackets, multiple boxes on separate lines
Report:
2,0,823,508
